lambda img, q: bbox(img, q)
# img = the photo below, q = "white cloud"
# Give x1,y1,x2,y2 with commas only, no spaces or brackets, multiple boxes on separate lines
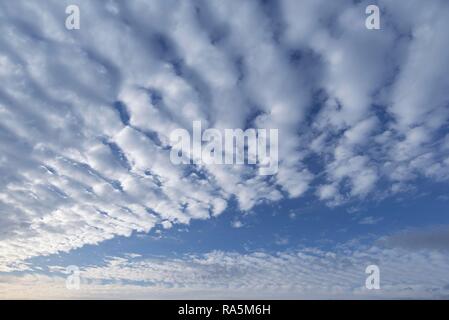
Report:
231,220,244,229
0,0,448,272
2,237,449,299
358,216,383,225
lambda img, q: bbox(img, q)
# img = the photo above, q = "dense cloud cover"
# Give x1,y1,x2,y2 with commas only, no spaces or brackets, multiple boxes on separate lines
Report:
0,0,448,296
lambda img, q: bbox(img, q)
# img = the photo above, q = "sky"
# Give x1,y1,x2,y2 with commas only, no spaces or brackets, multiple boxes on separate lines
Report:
0,0,449,299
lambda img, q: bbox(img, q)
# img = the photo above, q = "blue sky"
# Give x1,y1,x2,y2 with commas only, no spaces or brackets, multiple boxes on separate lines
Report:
0,0,449,298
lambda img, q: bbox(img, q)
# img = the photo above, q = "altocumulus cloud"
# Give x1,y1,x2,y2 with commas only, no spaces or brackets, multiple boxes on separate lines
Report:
0,0,449,292
3,238,449,299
